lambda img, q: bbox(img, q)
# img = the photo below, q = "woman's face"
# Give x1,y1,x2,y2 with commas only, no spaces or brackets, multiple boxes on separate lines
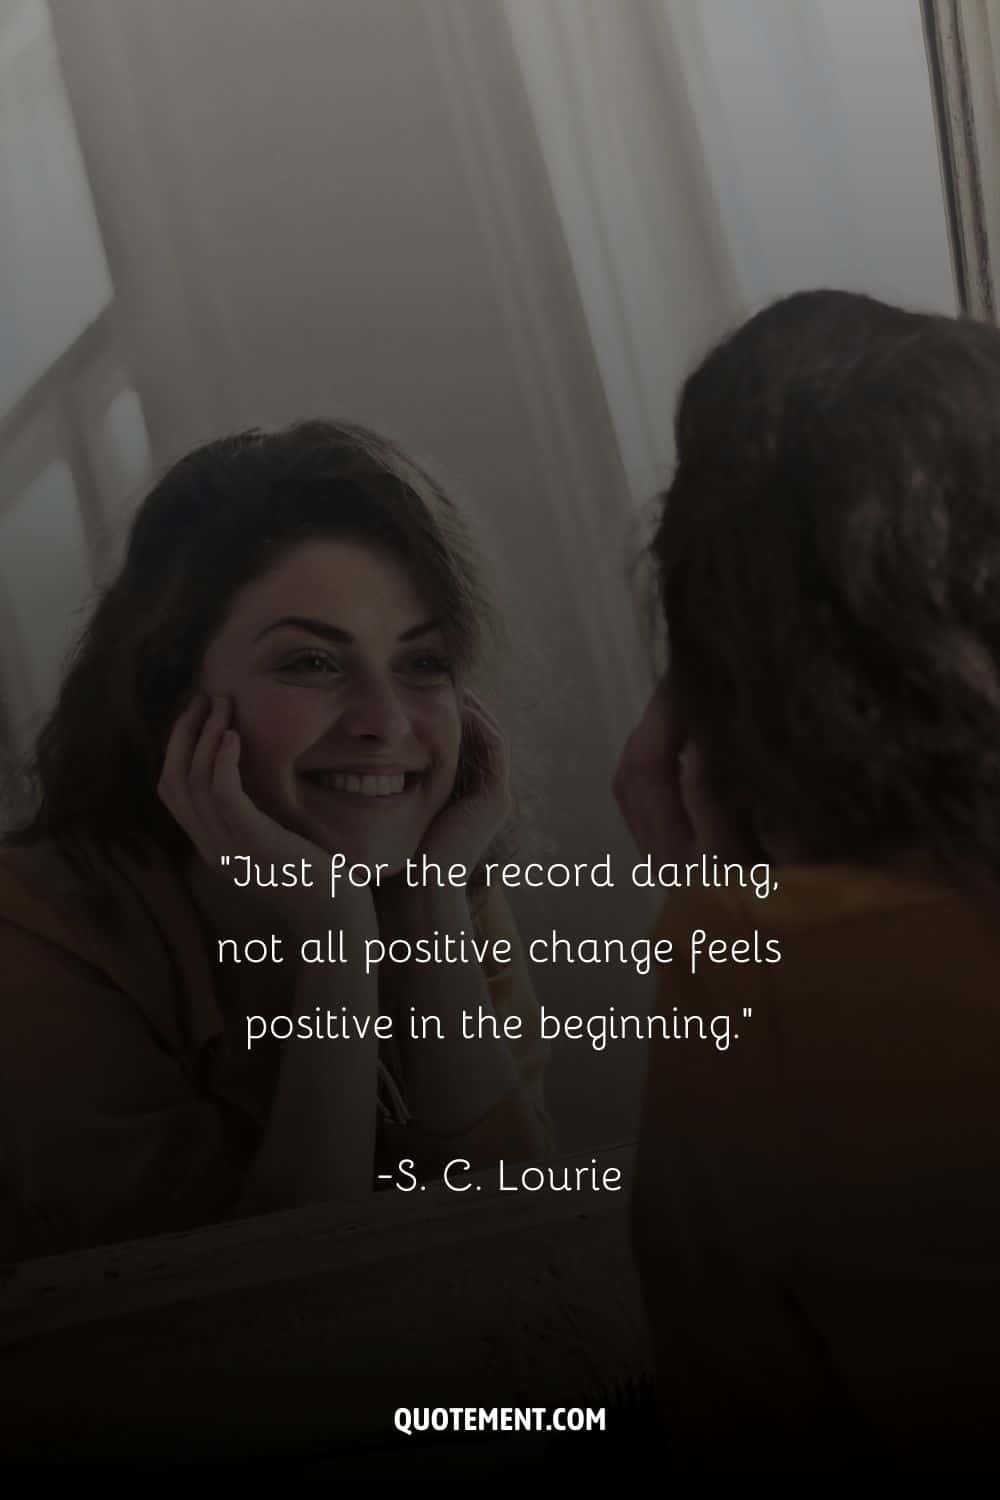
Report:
198,538,463,872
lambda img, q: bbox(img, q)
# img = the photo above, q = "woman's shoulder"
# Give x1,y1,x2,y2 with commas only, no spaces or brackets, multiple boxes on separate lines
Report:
0,840,109,957
0,839,216,1045
647,857,1000,1085
0,838,164,944
652,858,970,943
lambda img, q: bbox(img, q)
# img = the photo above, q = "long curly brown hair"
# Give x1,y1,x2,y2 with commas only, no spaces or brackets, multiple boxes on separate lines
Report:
654,288,1000,871
6,420,497,865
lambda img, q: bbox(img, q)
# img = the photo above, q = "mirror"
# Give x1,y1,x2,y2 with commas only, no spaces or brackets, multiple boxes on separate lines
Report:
0,0,955,1235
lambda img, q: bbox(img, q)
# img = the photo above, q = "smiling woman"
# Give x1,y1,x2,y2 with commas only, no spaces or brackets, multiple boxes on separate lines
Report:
0,421,553,1258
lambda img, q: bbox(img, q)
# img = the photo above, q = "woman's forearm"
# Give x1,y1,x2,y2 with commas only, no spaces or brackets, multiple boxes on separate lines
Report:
376,885,524,1134
238,934,381,1213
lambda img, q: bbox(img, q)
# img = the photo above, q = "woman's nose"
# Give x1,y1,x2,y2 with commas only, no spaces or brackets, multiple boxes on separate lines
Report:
337,671,412,742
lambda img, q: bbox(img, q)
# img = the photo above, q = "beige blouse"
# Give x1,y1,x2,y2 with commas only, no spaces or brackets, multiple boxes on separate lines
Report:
631,864,1000,1480
0,839,552,1259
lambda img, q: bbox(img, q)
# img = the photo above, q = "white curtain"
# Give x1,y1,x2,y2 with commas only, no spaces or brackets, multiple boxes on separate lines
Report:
0,0,112,419
505,0,956,510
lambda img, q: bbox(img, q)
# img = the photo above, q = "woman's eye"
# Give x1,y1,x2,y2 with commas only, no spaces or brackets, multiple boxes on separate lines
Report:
280,650,341,677
401,653,453,681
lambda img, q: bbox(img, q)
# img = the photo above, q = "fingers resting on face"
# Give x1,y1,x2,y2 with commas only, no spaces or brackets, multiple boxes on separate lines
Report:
158,694,243,862
614,674,696,864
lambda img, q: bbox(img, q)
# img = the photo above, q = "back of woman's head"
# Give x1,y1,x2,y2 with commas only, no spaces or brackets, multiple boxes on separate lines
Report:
655,288,1000,872
9,419,494,860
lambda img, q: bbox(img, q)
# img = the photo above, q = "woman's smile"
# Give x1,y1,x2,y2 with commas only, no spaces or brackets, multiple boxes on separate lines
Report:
298,765,426,804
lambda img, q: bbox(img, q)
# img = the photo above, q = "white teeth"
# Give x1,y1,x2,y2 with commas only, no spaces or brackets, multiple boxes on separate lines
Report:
310,771,407,797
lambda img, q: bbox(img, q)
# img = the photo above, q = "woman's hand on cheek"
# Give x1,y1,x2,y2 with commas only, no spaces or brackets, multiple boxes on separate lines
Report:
418,692,512,871
615,676,751,864
157,694,373,936
614,675,696,866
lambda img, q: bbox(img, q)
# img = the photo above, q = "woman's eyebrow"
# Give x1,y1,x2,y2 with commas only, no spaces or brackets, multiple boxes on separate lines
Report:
398,619,442,642
255,616,352,644
254,615,441,644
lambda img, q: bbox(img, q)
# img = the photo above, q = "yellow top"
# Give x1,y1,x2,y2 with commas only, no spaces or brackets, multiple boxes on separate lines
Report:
0,840,552,1259
631,863,1000,1479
